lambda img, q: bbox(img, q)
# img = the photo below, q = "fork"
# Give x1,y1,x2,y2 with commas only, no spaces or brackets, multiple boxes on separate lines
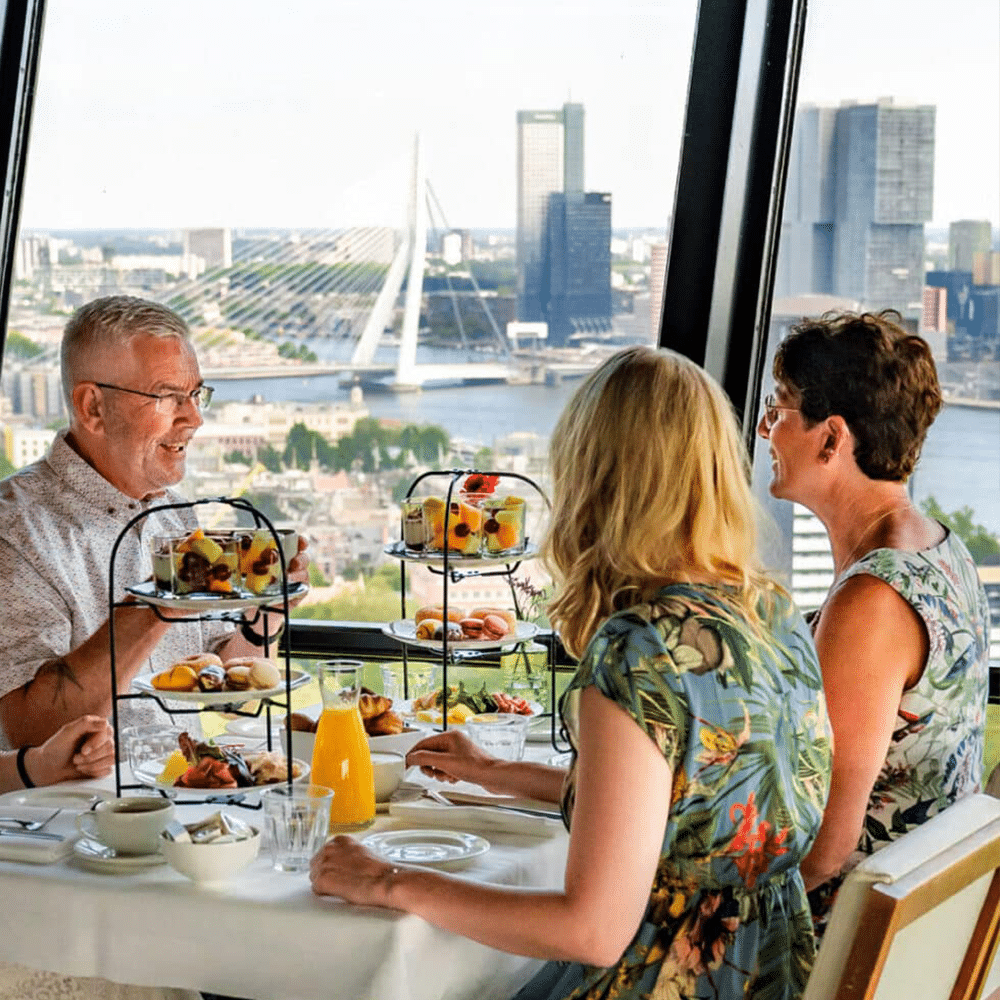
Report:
0,808,61,831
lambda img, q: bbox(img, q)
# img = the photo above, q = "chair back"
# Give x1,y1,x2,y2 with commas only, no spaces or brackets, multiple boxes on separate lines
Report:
802,793,1000,1000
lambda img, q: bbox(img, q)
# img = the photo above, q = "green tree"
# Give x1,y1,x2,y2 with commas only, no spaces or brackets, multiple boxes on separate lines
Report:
5,330,44,360
224,449,251,466
256,444,283,474
920,496,1000,564
0,452,15,478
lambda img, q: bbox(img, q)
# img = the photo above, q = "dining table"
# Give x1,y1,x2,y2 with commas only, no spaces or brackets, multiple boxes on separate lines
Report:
0,745,571,1000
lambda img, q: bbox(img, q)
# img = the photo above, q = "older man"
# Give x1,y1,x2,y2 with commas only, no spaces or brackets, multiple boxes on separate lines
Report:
0,295,308,750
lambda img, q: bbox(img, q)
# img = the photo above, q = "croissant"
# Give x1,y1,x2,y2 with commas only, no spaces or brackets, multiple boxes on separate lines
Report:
359,693,392,720
364,710,404,736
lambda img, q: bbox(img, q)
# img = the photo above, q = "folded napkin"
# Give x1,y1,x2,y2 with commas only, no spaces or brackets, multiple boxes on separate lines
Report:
0,807,81,864
388,798,562,838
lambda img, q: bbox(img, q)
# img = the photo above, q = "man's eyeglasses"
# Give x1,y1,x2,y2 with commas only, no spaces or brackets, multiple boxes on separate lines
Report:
94,383,214,413
762,393,799,429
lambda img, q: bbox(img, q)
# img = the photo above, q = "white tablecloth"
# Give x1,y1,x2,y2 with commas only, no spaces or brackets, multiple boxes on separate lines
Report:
0,764,569,1000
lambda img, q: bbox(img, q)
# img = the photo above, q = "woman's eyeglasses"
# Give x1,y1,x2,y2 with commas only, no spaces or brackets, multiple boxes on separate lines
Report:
762,393,799,429
94,383,214,413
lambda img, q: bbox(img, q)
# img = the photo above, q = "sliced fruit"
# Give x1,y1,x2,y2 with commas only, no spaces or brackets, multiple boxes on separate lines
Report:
189,533,223,564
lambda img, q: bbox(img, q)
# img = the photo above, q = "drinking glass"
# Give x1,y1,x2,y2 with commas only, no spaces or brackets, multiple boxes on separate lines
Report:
260,784,333,873
464,714,530,761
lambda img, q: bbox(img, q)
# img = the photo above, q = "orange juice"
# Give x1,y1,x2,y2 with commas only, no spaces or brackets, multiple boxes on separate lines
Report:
310,705,375,830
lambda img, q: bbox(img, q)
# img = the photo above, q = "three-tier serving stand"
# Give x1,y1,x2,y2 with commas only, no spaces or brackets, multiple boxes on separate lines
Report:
106,496,306,806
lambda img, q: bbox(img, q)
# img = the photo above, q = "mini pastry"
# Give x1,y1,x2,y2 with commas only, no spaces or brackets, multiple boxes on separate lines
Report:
414,604,463,625
288,712,318,733
433,621,464,642
151,664,199,691
359,693,392,719
224,665,252,691
197,664,227,692
470,607,518,632
480,613,510,640
415,619,437,641
365,710,404,736
178,652,224,670
248,658,281,690
459,617,484,639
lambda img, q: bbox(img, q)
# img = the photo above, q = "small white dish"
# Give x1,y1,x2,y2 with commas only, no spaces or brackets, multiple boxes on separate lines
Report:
0,787,109,810
72,837,167,873
362,828,490,869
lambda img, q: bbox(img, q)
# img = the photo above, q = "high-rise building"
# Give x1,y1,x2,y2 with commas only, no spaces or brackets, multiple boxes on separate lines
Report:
516,110,567,323
777,99,935,321
183,228,233,271
516,102,610,344
649,241,668,339
949,220,992,272
545,192,612,342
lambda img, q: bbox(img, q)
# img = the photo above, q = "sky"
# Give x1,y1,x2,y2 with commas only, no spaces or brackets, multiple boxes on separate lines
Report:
19,0,1000,232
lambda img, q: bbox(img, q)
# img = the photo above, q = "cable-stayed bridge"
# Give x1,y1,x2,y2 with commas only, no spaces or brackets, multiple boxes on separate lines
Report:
159,136,523,390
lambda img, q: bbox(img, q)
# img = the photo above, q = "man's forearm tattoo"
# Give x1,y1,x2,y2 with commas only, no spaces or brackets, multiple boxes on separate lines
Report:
30,657,84,708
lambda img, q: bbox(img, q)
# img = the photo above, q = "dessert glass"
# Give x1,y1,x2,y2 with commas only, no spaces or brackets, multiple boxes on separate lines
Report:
400,499,428,553
151,532,243,597
481,495,528,556
423,496,484,556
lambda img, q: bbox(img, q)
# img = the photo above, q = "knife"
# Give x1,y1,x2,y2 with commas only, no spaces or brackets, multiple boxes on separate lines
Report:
434,791,562,819
0,827,65,841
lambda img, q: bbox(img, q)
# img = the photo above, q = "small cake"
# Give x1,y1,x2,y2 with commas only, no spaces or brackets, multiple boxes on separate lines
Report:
197,664,227,692
151,664,199,692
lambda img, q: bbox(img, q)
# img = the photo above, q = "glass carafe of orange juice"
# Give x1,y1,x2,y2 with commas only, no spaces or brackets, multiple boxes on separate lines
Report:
310,660,375,832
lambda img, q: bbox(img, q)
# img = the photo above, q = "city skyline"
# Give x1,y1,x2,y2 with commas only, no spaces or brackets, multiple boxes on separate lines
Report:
16,1,999,232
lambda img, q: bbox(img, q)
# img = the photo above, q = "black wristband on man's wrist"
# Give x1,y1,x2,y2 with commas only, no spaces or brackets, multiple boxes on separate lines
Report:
16,745,36,788
240,618,284,648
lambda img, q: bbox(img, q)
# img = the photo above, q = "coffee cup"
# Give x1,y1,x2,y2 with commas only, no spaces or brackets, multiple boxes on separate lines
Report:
76,796,175,855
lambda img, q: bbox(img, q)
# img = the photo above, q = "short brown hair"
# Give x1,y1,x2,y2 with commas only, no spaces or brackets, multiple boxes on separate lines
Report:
773,310,942,481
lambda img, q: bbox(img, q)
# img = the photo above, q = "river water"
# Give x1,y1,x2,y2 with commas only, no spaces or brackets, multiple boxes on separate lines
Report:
211,344,1000,534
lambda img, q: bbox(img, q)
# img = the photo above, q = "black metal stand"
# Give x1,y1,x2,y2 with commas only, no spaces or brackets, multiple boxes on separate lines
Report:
107,496,297,808
390,469,567,752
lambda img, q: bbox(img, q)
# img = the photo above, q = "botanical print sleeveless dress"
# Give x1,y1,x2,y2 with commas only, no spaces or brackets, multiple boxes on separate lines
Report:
515,583,833,1000
807,529,991,933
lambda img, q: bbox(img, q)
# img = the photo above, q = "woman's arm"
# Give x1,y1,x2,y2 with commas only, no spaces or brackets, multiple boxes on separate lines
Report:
406,728,566,801
801,574,927,890
313,686,672,966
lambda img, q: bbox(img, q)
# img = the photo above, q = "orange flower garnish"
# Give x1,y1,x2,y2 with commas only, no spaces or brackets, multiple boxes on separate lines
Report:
462,473,499,495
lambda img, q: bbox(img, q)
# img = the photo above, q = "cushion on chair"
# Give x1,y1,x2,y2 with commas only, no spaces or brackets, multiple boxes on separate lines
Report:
802,793,1000,1000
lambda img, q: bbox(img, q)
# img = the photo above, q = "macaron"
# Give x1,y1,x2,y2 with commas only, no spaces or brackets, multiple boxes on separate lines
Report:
224,665,252,691
248,658,281,690
459,618,485,639
480,614,510,640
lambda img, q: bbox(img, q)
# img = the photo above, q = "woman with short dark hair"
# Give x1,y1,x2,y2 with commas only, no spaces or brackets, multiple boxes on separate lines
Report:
758,309,990,934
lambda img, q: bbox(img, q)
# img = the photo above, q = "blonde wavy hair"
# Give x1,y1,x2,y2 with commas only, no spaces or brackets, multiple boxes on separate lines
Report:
542,345,777,659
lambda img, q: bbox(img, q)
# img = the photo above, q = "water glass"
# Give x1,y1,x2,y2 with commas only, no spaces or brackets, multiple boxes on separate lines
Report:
260,784,334,873
120,724,183,774
464,714,530,761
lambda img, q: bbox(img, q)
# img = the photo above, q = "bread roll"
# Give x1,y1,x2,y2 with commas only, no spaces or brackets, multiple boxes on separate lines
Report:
359,693,392,720
365,710,404,736
288,712,318,733
414,604,463,625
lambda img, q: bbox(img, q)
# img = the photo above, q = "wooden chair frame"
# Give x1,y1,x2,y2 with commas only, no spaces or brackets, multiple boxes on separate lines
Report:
833,820,1000,1000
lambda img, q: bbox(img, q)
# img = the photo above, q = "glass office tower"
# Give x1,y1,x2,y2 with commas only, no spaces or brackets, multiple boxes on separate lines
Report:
778,98,935,322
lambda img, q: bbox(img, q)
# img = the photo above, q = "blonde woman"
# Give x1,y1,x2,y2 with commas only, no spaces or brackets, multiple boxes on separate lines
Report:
311,346,833,1000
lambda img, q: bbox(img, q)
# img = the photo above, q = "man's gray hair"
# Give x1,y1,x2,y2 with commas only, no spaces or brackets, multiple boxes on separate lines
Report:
61,295,190,410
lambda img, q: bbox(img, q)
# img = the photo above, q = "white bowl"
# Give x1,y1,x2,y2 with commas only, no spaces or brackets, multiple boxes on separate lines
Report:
372,751,405,802
159,826,260,884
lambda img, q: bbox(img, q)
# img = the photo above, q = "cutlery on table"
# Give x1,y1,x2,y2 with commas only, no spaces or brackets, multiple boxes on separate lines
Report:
423,788,561,820
0,809,61,831
0,827,65,841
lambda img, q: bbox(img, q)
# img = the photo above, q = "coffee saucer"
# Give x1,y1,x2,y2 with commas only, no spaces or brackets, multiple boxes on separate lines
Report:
72,837,167,873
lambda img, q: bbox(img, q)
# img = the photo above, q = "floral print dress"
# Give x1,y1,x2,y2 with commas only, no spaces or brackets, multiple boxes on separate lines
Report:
515,584,832,1000
807,528,991,933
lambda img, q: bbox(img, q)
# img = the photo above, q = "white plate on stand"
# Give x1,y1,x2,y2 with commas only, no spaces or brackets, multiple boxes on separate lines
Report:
125,580,309,612
131,668,311,706
72,837,167,873
383,619,538,651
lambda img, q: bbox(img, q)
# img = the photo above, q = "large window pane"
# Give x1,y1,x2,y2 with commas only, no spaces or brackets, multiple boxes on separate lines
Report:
753,1,999,655
3,0,696,634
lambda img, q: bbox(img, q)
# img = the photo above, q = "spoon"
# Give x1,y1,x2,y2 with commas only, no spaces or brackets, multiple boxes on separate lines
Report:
0,809,61,831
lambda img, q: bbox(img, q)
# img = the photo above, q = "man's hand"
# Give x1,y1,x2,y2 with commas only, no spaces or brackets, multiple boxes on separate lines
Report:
25,715,115,786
